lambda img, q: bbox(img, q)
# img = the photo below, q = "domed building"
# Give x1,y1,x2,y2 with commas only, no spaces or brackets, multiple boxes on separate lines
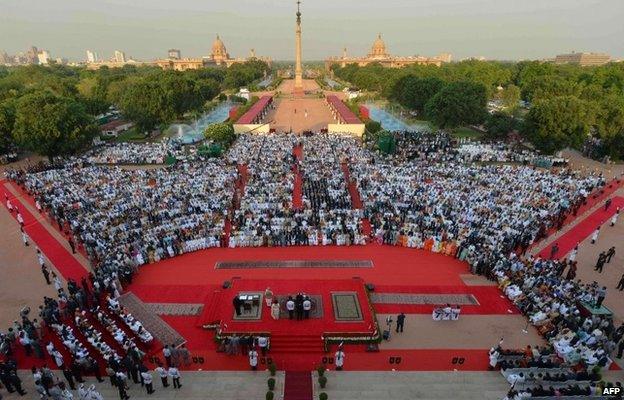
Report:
325,34,451,70
368,34,389,59
210,35,230,64
155,34,271,71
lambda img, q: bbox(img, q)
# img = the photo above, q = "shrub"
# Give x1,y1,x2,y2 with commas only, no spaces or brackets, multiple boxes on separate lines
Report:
319,393,328,400
317,365,326,377
266,391,274,400
268,362,276,376
318,375,327,388
268,378,276,391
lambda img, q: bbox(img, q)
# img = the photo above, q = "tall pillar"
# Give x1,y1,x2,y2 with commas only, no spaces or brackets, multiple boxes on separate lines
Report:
294,0,303,91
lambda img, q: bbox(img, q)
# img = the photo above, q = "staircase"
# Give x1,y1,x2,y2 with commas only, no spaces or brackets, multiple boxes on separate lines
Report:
284,371,313,400
271,333,324,354
196,289,223,328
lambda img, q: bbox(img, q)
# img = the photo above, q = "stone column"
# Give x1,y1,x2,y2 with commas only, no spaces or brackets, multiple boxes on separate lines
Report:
294,1,303,91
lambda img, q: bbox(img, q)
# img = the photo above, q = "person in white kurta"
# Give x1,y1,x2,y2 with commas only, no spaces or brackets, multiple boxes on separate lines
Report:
249,349,258,370
270,300,280,320
335,349,345,370
591,227,600,244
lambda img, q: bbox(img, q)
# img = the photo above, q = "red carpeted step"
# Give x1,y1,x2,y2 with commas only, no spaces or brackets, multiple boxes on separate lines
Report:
271,334,324,354
195,290,223,327
284,371,313,400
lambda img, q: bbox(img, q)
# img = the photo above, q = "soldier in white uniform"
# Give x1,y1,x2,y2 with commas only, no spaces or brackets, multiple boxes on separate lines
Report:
335,346,345,370
249,347,259,370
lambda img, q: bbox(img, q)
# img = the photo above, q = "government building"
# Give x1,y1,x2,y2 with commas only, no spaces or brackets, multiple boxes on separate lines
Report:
325,34,451,70
553,52,611,67
154,35,271,71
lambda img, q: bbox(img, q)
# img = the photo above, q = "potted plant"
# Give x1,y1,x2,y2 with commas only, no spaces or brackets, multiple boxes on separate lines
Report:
268,378,276,391
268,362,277,376
318,375,327,389
266,391,274,400
319,393,328,400
316,365,326,377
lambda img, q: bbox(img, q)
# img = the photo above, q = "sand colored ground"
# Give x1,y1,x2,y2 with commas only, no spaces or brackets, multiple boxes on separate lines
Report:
267,97,337,133
0,204,58,328
377,314,544,350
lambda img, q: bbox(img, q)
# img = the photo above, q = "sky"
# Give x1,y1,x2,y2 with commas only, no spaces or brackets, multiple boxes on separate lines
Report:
1,0,623,62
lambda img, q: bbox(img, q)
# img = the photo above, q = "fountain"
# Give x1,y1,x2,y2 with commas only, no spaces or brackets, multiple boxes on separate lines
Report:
166,102,233,144
365,104,431,132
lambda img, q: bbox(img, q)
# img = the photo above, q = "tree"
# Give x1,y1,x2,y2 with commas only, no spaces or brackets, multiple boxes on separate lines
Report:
204,122,236,147
365,120,382,134
485,111,515,139
392,75,444,113
522,95,595,154
500,84,521,112
13,90,96,159
424,81,487,129
0,98,17,154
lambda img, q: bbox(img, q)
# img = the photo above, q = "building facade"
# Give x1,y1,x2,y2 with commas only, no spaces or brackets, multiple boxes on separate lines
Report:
554,52,611,67
325,34,451,70
154,35,271,71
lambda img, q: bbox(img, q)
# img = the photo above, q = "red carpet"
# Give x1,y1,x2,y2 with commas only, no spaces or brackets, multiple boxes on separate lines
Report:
127,243,469,288
537,196,624,259
1,180,89,282
530,179,623,251
284,371,313,400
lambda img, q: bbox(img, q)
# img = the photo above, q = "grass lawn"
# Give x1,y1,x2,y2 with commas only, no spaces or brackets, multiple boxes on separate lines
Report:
451,127,484,140
115,129,146,142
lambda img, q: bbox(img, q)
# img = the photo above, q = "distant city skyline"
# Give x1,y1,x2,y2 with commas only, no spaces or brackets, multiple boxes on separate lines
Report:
1,0,623,62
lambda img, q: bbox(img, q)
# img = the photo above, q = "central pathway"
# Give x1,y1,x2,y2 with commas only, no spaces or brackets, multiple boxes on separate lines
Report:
284,371,313,400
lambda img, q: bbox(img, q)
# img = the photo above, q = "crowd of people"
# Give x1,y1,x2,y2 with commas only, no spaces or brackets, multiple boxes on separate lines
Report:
3,129,623,398
84,141,183,165
491,344,623,399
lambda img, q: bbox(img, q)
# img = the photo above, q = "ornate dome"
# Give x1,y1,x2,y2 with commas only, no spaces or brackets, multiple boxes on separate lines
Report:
211,35,229,59
369,34,388,58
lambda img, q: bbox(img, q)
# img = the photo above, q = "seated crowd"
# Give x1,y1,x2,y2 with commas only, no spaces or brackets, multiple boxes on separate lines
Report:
490,343,622,398
4,130,621,394
84,141,183,165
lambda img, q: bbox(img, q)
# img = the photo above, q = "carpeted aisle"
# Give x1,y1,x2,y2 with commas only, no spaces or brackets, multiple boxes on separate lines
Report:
2,180,89,282
537,196,624,259
284,371,313,400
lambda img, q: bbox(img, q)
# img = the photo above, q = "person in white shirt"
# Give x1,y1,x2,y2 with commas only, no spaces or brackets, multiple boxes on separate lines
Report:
257,336,269,356
303,296,312,319
249,348,258,370
286,297,295,320
155,365,169,387
335,347,345,370
21,228,29,247
141,370,155,394
168,366,182,389
591,227,600,244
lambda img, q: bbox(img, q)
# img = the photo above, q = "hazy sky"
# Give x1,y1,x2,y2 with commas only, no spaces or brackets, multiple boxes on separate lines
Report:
1,0,623,61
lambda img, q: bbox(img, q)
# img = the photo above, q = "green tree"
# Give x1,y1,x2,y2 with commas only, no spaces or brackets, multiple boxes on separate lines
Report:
204,122,236,147
424,81,487,129
522,95,595,154
0,98,17,154
500,84,521,111
485,111,515,139
13,90,95,159
392,75,444,113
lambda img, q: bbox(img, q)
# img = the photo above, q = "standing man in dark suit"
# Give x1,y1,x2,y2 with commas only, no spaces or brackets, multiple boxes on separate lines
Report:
396,312,406,333
295,293,304,320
